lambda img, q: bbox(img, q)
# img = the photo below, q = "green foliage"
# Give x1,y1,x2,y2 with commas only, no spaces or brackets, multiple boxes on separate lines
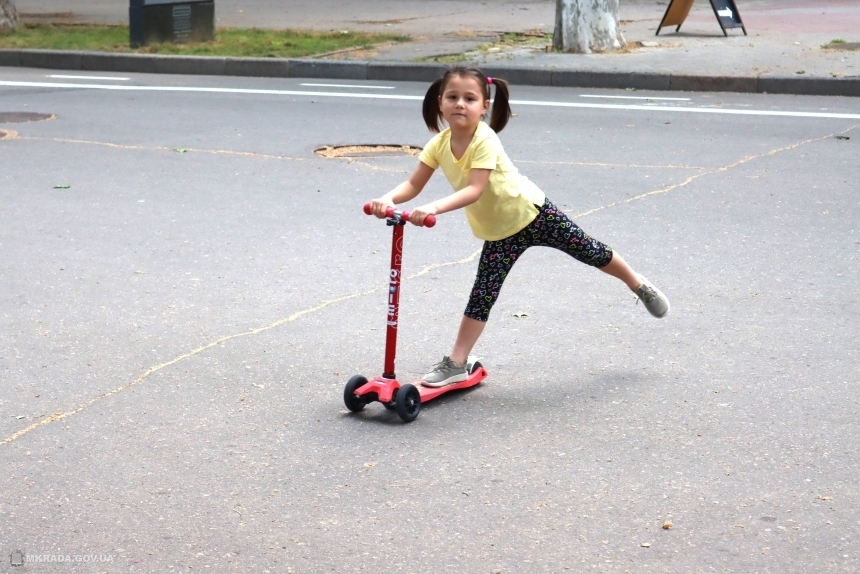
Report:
416,30,551,63
0,24,409,58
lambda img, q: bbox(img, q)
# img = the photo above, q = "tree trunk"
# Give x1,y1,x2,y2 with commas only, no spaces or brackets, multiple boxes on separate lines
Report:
0,0,20,31
553,0,625,54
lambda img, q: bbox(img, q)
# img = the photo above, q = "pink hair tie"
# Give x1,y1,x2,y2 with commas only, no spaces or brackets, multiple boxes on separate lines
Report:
487,77,493,85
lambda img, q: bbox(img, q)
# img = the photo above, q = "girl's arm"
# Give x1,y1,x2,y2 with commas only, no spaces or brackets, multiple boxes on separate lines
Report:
370,161,435,218
409,168,490,226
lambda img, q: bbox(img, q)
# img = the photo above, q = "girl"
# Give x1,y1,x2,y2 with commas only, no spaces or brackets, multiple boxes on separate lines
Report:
370,66,669,387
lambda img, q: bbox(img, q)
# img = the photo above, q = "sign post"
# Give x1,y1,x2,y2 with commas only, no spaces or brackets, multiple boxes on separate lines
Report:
656,0,746,37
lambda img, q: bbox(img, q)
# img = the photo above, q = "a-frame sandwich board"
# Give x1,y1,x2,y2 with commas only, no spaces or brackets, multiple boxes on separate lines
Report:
656,0,747,37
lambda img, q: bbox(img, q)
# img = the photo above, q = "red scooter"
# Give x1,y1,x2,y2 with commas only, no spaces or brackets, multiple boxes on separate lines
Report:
343,204,489,422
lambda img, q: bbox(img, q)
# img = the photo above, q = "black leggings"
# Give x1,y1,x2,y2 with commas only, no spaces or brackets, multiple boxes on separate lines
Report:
464,199,614,322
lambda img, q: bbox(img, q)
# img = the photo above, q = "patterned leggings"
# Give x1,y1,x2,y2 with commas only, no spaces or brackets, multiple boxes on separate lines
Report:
464,199,614,322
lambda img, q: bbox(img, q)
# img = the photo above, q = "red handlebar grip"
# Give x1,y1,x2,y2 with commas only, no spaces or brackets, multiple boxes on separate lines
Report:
363,203,435,227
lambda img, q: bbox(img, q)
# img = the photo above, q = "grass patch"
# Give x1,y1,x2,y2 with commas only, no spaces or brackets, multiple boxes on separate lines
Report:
417,30,551,63
0,23,410,58
821,39,860,51
418,52,469,64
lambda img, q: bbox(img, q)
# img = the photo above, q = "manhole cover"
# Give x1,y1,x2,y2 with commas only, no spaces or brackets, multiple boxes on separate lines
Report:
0,112,56,124
315,144,422,158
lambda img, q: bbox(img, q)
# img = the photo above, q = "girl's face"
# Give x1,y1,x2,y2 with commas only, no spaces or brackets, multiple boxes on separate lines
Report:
439,75,490,131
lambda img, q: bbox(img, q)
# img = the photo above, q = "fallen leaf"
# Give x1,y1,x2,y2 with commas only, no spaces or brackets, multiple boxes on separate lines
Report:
641,542,651,548
513,312,529,318
134,270,146,274
663,520,673,529
364,462,377,468
54,184,70,189
816,495,832,501
174,148,188,153
835,135,850,140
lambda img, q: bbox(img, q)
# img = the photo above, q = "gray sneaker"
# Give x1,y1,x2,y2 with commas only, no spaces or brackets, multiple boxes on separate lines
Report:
421,355,468,387
635,276,670,318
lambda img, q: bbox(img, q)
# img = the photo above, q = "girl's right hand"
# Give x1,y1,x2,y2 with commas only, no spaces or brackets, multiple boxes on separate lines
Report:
369,198,395,219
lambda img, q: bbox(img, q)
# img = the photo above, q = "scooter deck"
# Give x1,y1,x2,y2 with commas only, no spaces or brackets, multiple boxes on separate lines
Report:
354,365,488,404
416,366,488,401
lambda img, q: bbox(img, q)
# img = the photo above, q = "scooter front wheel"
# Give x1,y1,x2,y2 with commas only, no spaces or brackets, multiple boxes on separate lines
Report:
344,375,369,412
395,383,421,422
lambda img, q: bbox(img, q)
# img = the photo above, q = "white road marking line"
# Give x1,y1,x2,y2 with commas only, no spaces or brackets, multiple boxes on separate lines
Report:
510,99,860,120
2,81,859,120
580,94,691,101
48,74,131,81
300,82,395,89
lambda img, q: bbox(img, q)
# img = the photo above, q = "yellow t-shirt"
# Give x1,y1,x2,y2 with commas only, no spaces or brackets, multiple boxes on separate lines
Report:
419,122,546,241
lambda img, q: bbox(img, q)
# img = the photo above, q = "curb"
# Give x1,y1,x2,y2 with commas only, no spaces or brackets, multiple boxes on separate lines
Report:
1,49,858,97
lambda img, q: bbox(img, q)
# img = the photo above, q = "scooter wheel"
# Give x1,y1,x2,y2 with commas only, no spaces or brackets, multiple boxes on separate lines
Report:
344,375,368,412
470,361,483,374
395,383,421,422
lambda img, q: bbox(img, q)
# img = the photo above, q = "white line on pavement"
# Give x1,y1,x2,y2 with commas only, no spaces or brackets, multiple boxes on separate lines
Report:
300,82,395,89
48,74,131,81
508,98,860,119
2,80,859,120
580,94,691,101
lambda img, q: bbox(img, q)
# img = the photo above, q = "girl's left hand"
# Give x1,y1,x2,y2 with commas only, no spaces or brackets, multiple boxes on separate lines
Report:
409,204,437,227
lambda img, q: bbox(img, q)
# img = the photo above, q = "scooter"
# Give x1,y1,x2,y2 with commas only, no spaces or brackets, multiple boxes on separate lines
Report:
343,203,489,422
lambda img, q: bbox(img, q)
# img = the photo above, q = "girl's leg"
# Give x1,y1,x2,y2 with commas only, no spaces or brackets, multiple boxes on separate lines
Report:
598,249,670,317
450,316,486,366
597,251,642,291
423,236,523,386
539,200,669,317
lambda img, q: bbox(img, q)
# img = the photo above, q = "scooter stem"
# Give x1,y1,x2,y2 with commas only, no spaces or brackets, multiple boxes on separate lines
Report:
383,218,405,379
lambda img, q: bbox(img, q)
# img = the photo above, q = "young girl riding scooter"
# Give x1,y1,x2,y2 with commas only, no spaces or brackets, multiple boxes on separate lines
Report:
369,66,669,387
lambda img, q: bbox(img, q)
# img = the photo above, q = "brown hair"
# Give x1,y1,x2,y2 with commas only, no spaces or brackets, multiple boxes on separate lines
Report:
422,66,512,133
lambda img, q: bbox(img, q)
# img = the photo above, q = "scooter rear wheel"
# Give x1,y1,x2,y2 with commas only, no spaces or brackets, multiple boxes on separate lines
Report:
344,375,369,412
395,383,421,422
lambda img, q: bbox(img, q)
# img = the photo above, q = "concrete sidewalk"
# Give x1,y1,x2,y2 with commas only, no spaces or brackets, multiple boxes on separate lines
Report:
6,0,860,95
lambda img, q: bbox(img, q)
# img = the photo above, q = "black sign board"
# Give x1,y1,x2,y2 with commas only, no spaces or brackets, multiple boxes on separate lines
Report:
657,0,746,37
129,0,215,47
709,0,746,35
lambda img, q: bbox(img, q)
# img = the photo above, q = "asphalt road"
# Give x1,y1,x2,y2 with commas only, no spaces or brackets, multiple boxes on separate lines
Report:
1,67,858,572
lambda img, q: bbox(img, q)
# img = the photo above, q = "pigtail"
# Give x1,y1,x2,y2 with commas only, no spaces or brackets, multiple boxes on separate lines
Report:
488,77,512,133
422,78,445,133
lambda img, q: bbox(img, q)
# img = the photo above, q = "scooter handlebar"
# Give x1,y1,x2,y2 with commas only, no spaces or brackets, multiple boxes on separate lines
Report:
363,202,436,228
